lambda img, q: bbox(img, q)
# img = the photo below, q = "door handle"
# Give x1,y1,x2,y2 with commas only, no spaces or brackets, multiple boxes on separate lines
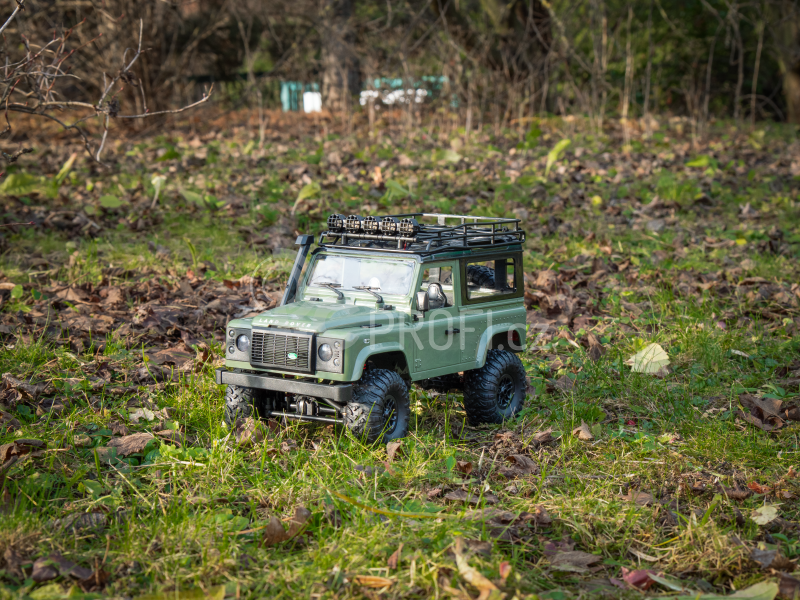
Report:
445,328,460,335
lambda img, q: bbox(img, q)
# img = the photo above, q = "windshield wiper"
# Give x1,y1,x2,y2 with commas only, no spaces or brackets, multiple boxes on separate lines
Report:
313,281,344,299
354,286,383,303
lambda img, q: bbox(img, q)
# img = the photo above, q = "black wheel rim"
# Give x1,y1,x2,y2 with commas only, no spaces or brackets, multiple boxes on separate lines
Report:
383,394,397,432
497,374,515,410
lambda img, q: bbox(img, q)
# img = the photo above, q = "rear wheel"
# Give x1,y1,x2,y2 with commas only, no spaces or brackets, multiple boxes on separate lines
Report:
344,369,410,443
462,350,526,425
224,385,272,428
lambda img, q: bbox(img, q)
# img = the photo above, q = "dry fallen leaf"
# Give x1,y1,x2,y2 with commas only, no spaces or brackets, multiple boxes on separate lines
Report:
750,504,779,525
621,567,656,590
387,542,403,569
572,421,594,441
452,538,501,600
498,561,512,584
261,506,312,547
586,332,605,361
444,490,499,505
625,343,670,374
549,550,602,572
497,454,539,478
352,575,393,588
622,490,654,506
386,440,402,463
234,417,264,446
107,432,155,457
456,460,473,475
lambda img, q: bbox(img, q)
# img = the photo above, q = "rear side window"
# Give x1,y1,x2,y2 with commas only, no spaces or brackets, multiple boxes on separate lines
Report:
463,257,517,301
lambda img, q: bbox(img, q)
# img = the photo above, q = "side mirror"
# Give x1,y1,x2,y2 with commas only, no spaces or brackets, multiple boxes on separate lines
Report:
416,291,429,312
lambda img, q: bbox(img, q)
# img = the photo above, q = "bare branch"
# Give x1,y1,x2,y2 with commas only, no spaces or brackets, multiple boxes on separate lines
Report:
116,87,214,119
0,0,25,38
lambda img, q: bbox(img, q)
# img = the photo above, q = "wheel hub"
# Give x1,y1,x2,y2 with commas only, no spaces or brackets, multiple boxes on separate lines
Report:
383,394,397,432
497,374,515,410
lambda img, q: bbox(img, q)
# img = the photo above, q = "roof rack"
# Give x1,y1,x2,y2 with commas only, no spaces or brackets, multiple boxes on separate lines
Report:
318,213,525,255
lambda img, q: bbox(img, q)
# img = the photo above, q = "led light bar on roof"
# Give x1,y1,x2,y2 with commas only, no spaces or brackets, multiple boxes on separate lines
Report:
399,217,419,236
379,216,399,235
363,215,380,233
345,215,364,231
327,213,345,232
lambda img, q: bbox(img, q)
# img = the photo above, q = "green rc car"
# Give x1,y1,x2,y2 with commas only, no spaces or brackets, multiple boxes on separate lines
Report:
216,213,528,443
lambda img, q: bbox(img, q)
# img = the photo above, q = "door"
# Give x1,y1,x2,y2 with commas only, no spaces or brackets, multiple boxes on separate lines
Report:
459,255,520,365
413,262,461,373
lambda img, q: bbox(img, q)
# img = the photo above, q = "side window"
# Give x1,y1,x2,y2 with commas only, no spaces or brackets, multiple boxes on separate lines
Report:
419,264,454,309
464,258,516,300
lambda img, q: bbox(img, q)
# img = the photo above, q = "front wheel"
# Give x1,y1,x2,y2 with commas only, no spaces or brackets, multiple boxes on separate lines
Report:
223,385,272,428
344,369,410,444
462,350,526,425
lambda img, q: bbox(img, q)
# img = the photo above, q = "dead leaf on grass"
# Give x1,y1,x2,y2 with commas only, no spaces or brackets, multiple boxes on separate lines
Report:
1,438,46,463
0,410,20,432
234,418,264,446
128,408,156,424
748,482,772,495
107,432,155,457
780,573,800,600
572,421,594,441
387,543,403,569
261,506,312,547
621,567,657,590
352,575,393,589
750,547,778,569
586,332,605,361
622,490,655,506
625,343,669,374
499,561,512,584
146,347,194,367
497,454,539,478
549,550,602,572
452,538,501,600
554,375,575,393
386,440,402,463
31,553,93,582
456,461,473,475
751,504,779,525
415,486,440,502
444,490,499,505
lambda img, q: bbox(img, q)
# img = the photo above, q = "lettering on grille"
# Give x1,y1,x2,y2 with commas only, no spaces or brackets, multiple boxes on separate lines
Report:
250,330,312,372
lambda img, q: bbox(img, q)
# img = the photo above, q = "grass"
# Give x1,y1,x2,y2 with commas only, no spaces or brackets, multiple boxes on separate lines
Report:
0,111,799,599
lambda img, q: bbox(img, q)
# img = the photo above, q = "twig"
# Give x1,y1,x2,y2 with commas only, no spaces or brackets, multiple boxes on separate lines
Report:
0,0,24,38
117,88,213,119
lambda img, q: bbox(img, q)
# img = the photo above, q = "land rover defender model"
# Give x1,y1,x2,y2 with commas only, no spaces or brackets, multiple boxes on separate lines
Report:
216,213,528,443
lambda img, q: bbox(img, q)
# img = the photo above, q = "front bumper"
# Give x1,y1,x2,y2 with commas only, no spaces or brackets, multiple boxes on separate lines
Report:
215,368,353,403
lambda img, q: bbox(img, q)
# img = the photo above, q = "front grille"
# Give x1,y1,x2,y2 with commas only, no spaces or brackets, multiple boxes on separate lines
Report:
250,329,313,372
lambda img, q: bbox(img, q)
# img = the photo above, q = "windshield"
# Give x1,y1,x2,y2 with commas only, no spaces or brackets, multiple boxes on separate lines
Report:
307,255,416,296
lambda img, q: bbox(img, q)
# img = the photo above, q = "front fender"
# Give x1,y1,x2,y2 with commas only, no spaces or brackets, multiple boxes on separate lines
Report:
474,322,527,369
348,342,413,381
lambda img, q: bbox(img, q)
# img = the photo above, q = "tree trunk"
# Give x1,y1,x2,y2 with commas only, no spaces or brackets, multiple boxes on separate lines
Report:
322,0,360,113
785,67,800,124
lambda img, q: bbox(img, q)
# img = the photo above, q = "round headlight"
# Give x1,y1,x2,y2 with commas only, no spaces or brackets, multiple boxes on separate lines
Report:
236,334,250,353
318,343,333,362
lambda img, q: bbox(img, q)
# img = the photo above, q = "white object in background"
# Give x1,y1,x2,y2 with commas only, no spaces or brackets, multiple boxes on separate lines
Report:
303,91,322,113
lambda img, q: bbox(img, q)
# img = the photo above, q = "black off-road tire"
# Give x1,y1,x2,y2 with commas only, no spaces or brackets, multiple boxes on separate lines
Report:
466,265,496,288
462,350,526,425
344,369,410,444
224,385,270,428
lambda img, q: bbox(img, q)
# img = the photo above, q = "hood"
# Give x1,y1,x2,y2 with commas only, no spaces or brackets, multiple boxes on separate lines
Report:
251,301,405,333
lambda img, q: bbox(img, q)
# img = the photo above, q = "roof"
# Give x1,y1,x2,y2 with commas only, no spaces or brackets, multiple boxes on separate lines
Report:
317,213,525,257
